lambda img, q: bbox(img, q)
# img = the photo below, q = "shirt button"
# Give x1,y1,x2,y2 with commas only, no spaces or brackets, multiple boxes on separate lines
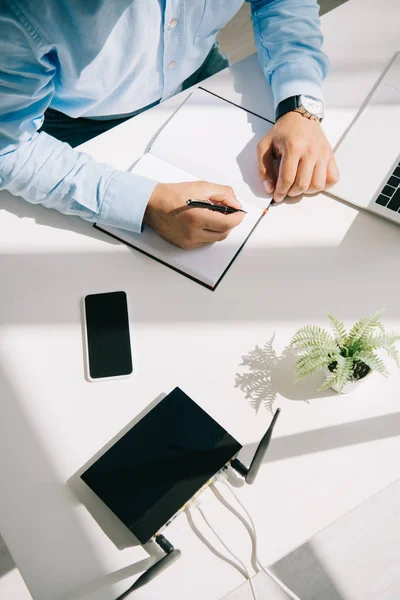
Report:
168,60,176,69
169,18,178,28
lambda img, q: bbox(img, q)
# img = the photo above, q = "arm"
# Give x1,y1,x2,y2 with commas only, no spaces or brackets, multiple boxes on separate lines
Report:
0,8,244,246
248,0,329,108
0,9,157,233
247,0,339,201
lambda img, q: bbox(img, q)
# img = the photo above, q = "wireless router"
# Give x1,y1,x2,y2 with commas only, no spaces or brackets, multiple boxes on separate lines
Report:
81,387,280,596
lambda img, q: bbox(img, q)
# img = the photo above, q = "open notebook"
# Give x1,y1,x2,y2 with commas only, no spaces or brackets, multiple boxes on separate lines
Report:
95,88,274,290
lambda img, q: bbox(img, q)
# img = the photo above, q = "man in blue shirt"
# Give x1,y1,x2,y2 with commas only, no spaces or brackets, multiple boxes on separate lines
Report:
0,0,339,249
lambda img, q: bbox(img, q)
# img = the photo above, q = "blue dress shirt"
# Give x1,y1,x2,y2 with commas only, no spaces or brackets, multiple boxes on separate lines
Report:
0,0,329,233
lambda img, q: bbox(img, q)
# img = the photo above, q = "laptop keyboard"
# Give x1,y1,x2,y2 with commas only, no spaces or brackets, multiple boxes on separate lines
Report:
375,162,400,212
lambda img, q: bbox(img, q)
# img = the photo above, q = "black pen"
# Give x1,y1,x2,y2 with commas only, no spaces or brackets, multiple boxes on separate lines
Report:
186,199,247,214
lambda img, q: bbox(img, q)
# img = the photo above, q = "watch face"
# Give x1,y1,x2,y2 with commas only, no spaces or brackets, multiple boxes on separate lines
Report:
300,95,324,118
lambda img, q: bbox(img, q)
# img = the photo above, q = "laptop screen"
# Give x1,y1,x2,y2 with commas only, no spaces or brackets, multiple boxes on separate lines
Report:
81,387,242,544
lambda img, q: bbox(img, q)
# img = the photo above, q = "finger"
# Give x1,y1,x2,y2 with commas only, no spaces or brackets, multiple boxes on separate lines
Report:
308,160,327,194
257,138,276,194
325,157,340,189
200,208,245,233
209,193,242,210
185,205,244,233
202,184,242,209
274,150,300,202
288,156,315,197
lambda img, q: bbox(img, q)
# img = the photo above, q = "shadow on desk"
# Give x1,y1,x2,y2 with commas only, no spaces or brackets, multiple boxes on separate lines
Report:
239,410,400,470
1,205,399,331
0,365,111,600
0,365,165,599
68,392,166,552
0,533,15,582
270,475,400,600
234,335,337,414
0,190,118,244
271,541,346,600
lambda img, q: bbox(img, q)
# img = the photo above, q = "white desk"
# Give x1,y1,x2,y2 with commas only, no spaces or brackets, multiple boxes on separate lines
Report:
270,476,400,600
1,1,400,599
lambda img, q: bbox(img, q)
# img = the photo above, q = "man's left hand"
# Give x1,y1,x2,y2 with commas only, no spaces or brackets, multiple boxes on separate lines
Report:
258,112,340,203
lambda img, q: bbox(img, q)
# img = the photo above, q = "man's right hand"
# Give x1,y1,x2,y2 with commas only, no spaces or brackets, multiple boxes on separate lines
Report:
143,180,245,249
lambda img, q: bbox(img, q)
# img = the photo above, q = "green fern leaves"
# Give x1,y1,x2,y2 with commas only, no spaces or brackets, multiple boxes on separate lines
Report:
328,314,347,346
289,310,399,393
320,355,354,391
289,325,340,353
347,310,385,345
354,351,389,377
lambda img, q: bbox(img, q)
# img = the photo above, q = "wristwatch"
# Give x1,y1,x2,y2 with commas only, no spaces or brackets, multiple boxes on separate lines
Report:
275,95,324,123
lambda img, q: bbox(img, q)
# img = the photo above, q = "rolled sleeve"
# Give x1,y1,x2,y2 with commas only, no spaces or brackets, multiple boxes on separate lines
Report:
249,0,329,109
270,61,324,108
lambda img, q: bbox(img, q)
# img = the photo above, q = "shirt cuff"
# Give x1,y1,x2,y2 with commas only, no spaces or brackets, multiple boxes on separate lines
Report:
98,169,158,233
270,62,324,111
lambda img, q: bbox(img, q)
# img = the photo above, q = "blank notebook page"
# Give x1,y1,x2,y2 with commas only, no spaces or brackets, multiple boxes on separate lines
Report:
103,153,263,288
149,87,274,209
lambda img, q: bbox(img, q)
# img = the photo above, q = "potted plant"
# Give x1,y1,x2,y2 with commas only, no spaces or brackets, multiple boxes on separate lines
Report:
289,310,400,394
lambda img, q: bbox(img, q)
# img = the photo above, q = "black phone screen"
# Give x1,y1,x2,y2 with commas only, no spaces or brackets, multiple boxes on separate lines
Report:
84,291,133,379
81,387,242,543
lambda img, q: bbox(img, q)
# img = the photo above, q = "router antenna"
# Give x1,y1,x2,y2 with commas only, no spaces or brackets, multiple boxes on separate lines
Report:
231,408,281,485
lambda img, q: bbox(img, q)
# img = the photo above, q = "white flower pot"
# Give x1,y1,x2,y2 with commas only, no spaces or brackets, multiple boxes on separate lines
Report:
328,370,372,394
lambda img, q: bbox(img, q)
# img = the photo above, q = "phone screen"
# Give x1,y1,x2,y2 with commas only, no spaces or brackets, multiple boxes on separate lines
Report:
84,291,133,380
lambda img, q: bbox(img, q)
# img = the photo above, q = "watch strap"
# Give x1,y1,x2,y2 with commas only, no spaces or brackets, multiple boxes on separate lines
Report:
275,96,300,122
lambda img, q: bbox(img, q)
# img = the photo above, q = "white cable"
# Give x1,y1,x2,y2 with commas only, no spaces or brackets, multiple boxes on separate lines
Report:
218,479,301,600
187,500,248,579
195,504,259,600
217,479,302,600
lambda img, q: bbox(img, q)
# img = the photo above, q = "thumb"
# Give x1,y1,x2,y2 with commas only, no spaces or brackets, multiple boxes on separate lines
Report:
258,139,276,194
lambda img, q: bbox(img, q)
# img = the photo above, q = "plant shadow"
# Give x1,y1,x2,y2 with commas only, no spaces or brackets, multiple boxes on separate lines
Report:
234,335,336,413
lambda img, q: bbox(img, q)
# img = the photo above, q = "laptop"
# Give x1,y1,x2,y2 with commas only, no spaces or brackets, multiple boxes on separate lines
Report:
330,51,400,224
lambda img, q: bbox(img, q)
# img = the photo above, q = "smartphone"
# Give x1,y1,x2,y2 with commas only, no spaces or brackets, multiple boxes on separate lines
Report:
82,291,133,382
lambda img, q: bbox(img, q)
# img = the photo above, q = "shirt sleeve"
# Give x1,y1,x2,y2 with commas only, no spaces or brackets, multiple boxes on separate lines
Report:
0,8,157,233
247,0,330,109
